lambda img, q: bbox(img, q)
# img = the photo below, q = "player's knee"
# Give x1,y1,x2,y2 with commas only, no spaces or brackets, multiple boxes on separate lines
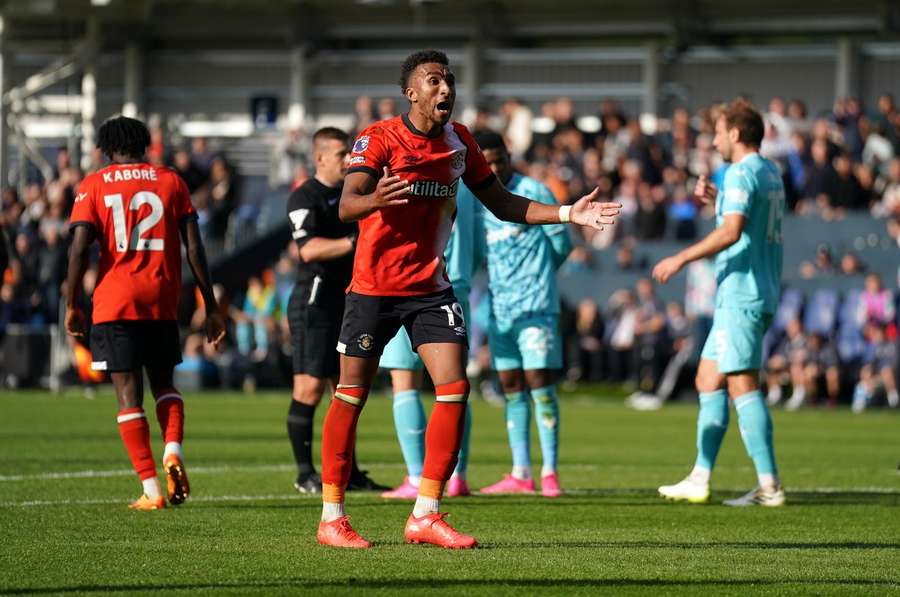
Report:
292,376,326,405
498,371,524,394
726,373,759,396
523,370,550,390
695,371,722,393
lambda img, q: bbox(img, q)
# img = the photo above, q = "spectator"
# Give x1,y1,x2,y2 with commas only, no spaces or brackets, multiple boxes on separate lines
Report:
632,278,669,395
766,317,807,406
606,289,637,382
234,273,278,364
852,324,899,412
839,253,866,276
634,183,666,240
819,152,867,213
801,333,842,409
377,97,396,120
501,98,533,161
351,95,376,137
567,298,605,382
799,244,838,279
190,137,215,179
685,258,716,361
616,237,648,271
653,301,695,404
207,156,237,240
857,273,897,338
172,147,206,193
875,158,900,218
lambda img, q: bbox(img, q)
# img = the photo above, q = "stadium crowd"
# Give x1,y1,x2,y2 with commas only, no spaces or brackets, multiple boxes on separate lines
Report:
1,93,898,408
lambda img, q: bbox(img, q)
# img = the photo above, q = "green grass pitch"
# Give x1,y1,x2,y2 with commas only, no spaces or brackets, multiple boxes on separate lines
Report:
1,387,898,595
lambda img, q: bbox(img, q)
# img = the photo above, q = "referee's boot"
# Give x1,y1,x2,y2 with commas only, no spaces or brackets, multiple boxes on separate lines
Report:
347,468,390,492
293,471,322,495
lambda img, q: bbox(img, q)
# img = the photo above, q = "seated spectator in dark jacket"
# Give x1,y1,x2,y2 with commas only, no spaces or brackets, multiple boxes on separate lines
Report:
766,317,807,406
803,138,836,209
819,153,867,212
803,333,842,408
172,148,206,193
634,183,667,240
852,323,899,412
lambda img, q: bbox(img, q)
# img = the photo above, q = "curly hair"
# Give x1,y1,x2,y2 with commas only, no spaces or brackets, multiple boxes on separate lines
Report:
399,49,449,91
97,116,151,160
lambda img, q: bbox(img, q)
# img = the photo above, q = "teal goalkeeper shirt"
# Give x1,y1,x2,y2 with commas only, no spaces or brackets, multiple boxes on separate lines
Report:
444,180,483,300
470,173,572,329
714,153,785,314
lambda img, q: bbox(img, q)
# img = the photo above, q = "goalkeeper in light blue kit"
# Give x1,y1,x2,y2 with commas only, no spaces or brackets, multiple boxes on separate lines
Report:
474,131,572,498
380,171,483,499
652,99,785,506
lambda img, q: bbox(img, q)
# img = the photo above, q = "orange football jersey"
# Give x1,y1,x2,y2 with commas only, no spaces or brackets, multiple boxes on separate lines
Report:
69,163,196,323
347,114,494,296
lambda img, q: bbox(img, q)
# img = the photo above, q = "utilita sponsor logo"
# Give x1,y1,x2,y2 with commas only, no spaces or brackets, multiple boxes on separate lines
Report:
408,178,459,198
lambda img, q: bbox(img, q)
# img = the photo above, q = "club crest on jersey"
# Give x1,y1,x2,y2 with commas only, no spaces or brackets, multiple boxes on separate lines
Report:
450,150,466,173
408,178,459,198
353,136,369,153
357,333,374,351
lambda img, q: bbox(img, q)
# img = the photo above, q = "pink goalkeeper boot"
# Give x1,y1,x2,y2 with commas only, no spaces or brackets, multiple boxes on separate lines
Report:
381,477,420,500
479,474,536,495
446,476,471,497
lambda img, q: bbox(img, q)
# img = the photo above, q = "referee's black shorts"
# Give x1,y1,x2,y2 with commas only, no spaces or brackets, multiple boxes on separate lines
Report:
90,320,182,373
288,279,345,378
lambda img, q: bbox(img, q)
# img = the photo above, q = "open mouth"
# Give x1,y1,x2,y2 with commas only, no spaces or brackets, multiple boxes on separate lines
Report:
436,100,453,113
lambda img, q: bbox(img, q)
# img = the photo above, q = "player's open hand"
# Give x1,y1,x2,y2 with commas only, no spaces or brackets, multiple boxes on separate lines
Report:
374,166,410,207
205,312,227,349
569,187,621,231
694,175,717,205
64,306,86,339
652,255,684,284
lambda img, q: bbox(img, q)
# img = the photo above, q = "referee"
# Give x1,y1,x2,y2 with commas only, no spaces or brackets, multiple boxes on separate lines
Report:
286,127,387,494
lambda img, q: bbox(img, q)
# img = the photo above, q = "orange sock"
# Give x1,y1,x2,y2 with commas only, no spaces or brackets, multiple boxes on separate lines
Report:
321,385,369,503
420,380,469,497
117,407,157,481
153,388,184,444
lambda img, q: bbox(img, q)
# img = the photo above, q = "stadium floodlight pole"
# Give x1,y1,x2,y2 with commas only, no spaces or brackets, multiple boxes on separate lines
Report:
0,16,8,189
80,18,99,172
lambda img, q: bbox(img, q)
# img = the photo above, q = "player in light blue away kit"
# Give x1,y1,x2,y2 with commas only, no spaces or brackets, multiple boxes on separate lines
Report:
379,175,483,499
652,99,785,507
474,131,572,498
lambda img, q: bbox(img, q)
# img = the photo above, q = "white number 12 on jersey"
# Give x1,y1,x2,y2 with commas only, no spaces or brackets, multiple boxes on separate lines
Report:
104,192,165,252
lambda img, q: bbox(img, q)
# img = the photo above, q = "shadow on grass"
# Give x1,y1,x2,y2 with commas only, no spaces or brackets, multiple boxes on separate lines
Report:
3,577,896,594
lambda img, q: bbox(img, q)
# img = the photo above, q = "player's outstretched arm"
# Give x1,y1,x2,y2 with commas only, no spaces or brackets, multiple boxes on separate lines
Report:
180,217,226,347
652,214,745,284
473,178,620,230
63,225,95,339
339,167,410,222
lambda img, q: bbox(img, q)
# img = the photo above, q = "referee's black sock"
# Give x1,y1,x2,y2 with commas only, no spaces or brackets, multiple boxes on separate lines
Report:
287,400,317,478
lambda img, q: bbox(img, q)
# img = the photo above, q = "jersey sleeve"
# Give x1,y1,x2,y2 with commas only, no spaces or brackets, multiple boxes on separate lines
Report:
455,124,496,190
68,178,100,231
346,125,390,180
533,180,572,268
287,187,322,249
721,164,755,217
174,175,198,222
